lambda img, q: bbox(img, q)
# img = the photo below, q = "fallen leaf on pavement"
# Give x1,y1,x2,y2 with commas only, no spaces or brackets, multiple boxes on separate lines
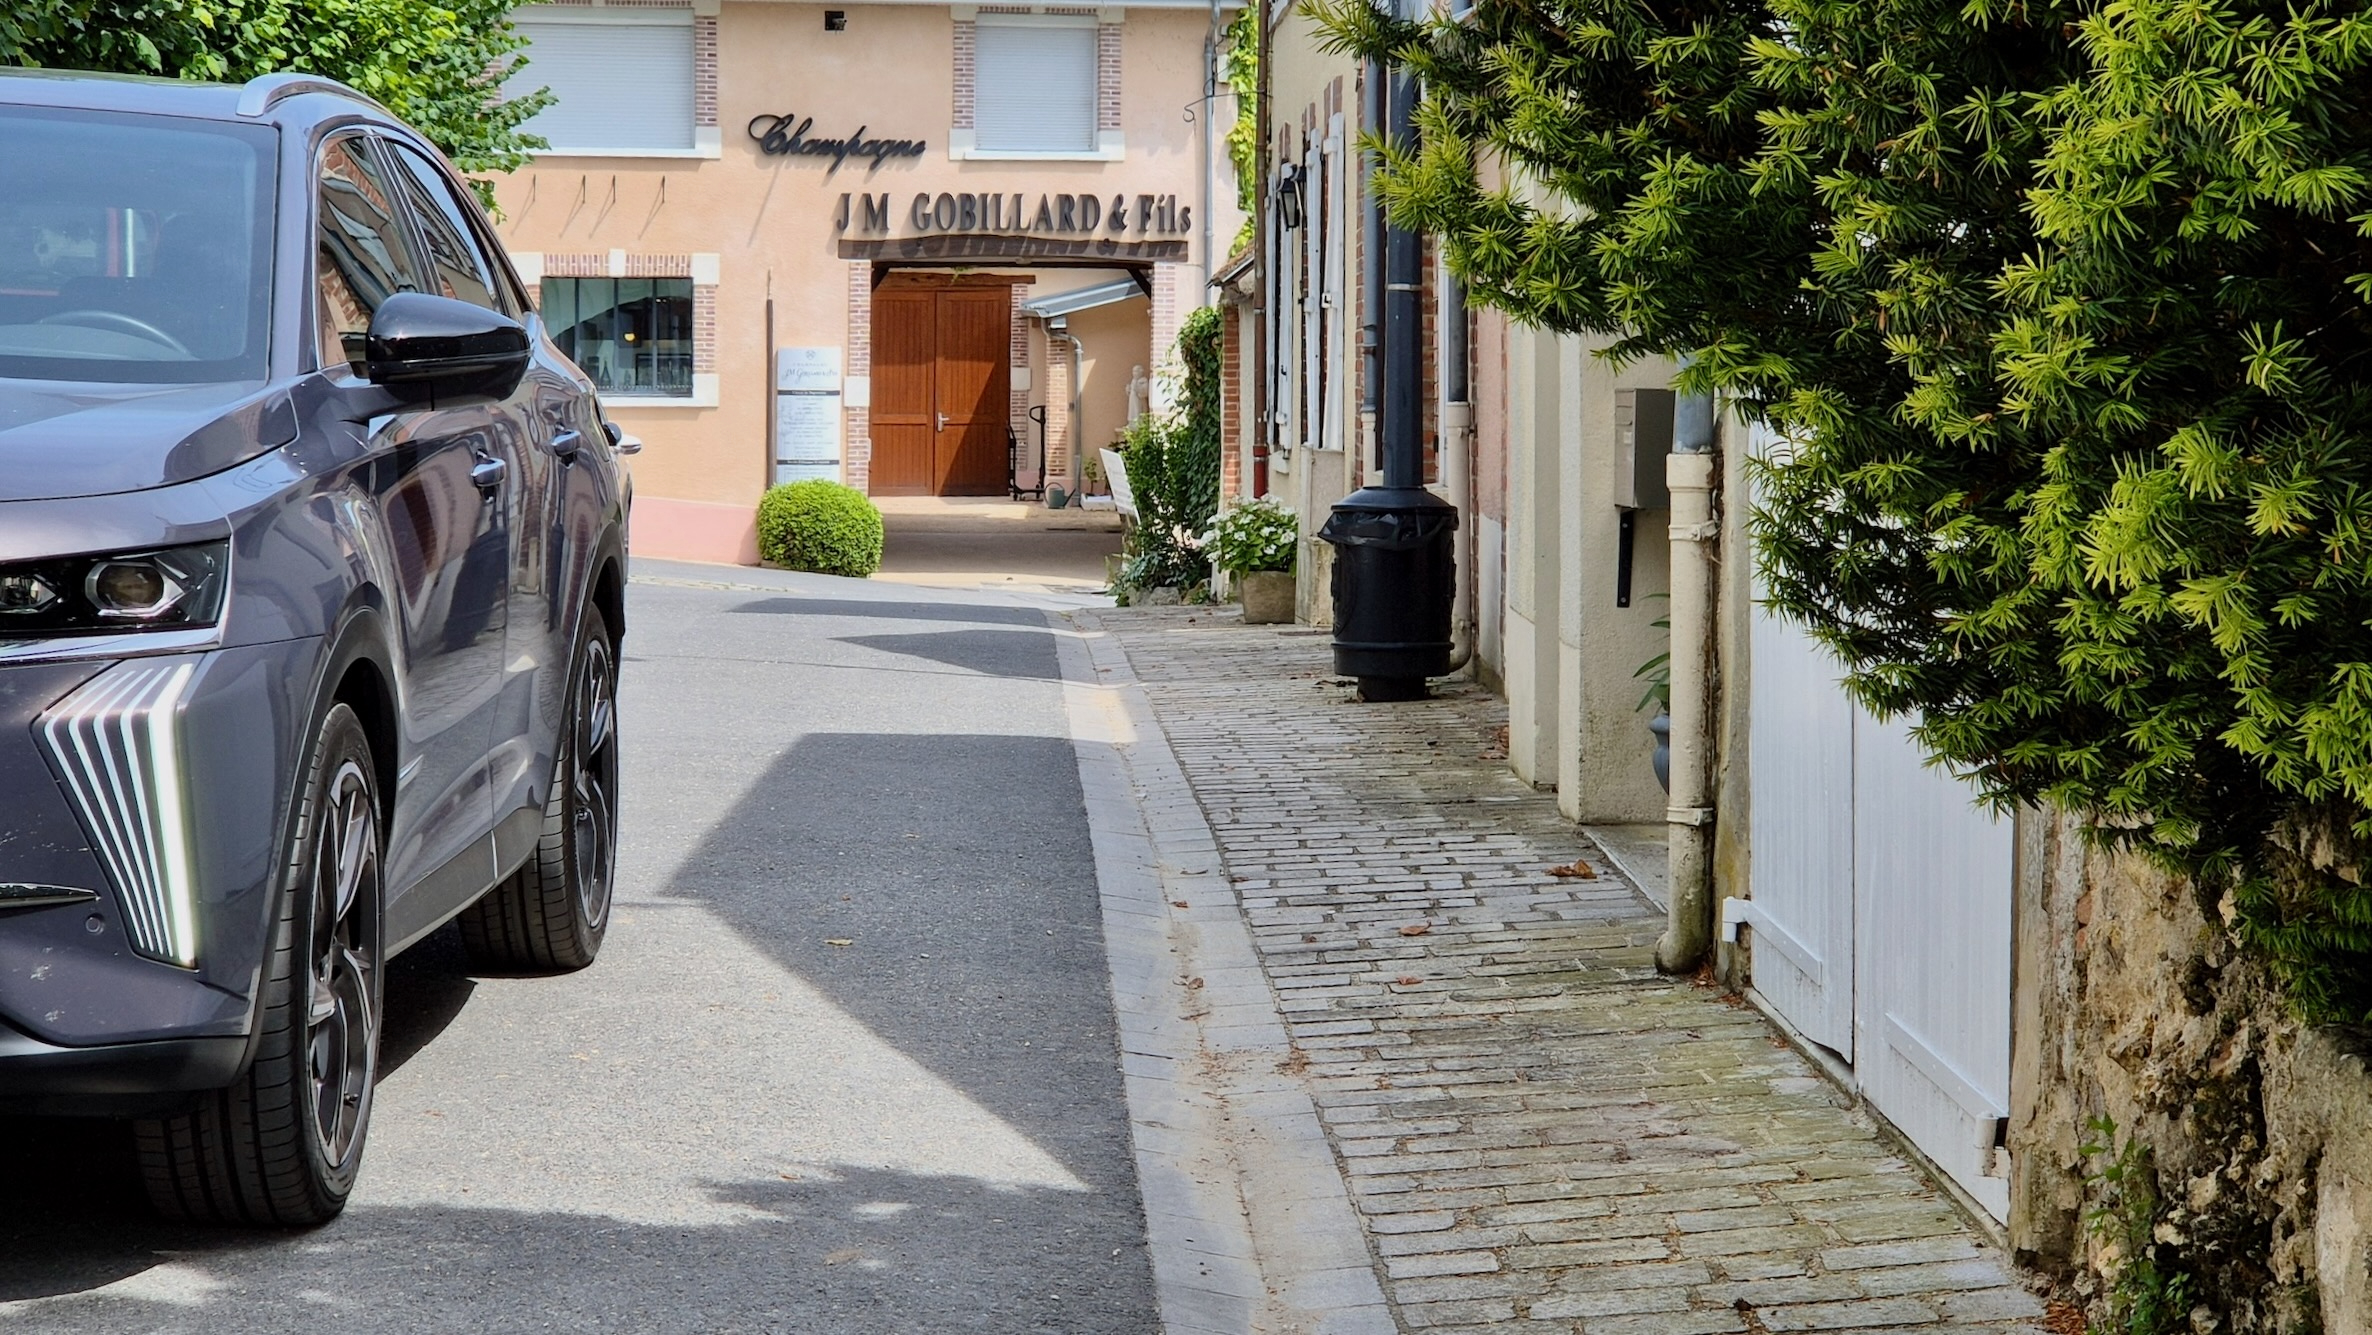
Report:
1397,924,1432,937
1545,860,1597,879
824,1248,863,1266
1172,900,1189,908
825,938,854,947
1395,975,1423,986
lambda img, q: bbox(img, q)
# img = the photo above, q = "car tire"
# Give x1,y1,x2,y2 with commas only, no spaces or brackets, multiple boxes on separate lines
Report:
135,702,384,1226
459,603,618,971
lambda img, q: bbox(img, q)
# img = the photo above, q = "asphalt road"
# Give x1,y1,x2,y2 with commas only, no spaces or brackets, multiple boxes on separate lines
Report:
0,563,1155,1333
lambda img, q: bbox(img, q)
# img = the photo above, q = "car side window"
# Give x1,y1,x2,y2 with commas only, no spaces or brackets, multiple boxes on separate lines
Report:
387,143,509,316
315,134,424,373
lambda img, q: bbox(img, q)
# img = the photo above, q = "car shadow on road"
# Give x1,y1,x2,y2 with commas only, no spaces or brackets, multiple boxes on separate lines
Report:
380,921,478,1076
0,1160,1153,1334
0,921,490,1300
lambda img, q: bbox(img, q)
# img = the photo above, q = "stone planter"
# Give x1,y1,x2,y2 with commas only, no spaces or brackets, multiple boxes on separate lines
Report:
1648,711,1671,793
1239,569,1296,624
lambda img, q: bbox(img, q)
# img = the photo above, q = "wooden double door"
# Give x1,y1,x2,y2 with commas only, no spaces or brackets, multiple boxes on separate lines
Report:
870,281,1010,496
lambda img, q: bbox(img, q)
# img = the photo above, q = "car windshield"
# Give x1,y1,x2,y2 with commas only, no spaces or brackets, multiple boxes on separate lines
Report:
0,104,276,384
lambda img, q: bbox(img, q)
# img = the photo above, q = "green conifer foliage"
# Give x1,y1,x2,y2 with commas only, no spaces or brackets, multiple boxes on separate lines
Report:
3,0,551,204
1310,0,2372,1020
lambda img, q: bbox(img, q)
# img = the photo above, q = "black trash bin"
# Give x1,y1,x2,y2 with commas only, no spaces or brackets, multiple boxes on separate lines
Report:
1318,485,1458,701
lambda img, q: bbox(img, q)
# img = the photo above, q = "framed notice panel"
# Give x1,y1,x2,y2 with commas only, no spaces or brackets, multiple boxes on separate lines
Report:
774,346,843,485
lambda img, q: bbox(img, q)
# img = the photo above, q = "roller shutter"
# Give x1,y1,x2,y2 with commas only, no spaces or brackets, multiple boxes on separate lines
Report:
508,13,695,153
975,20,1097,153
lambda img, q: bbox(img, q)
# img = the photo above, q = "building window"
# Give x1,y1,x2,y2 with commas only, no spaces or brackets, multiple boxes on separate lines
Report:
974,17,1097,153
508,9,695,153
541,277,694,396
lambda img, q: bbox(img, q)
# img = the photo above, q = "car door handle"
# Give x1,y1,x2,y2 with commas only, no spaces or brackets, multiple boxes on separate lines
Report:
471,453,508,492
550,429,584,461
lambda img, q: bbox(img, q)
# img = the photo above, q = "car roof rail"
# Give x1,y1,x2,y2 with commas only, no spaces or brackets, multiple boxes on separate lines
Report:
235,72,391,119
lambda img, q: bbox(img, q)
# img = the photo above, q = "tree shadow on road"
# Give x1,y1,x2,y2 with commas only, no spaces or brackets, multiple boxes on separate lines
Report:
729,596,1052,627
835,629,1064,680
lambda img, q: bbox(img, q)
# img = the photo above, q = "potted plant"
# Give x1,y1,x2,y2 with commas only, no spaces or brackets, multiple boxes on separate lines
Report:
1205,496,1298,624
1635,605,1672,791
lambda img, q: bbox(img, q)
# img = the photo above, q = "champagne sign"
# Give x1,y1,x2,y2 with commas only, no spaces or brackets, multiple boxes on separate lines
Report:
832,190,1193,237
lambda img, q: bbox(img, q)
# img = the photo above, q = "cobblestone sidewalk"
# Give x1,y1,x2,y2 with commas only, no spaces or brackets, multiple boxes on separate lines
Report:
1093,607,2050,1335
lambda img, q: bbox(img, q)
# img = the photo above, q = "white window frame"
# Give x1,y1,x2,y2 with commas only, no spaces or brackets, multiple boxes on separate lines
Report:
1321,115,1347,453
950,12,1124,162
509,8,721,160
512,251,721,407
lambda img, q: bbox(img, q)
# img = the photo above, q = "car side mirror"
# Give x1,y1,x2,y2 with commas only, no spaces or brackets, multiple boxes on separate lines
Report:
364,292,531,402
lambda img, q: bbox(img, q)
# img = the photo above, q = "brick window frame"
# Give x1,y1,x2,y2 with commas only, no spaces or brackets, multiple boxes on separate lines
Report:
948,5,1124,161
514,249,721,407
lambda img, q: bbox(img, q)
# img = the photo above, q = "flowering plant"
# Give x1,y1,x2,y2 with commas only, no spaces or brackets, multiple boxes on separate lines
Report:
1203,496,1297,575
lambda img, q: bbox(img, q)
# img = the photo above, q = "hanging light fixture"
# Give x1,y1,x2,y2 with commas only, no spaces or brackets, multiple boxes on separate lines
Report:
1275,164,1305,230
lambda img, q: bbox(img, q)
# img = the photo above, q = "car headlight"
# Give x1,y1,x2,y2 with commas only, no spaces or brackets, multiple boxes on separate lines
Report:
0,541,228,637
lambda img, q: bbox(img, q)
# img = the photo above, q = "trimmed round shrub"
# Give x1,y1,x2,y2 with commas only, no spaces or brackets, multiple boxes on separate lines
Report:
756,480,883,578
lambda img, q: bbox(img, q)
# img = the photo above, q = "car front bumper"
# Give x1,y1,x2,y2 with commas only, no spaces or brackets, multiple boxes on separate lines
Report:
0,1019,247,1116
0,637,319,1101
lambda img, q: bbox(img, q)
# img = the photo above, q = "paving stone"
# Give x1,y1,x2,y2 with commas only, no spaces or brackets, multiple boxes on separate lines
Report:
1851,1259,2033,1298
1524,1285,1696,1318
1094,610,2046,1335
1383,1251,1501,1279
1756,1296,1944,1330
1576,1311,1750,1335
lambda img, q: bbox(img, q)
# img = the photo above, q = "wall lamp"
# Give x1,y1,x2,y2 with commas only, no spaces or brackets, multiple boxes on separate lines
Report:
1275,165,1305,230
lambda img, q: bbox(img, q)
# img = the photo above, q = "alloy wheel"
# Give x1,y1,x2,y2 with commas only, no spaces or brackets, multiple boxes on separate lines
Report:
570,633,619,931
308,756,380,1169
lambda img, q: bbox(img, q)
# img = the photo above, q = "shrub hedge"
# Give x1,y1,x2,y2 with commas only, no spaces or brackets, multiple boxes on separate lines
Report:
756,480,884,579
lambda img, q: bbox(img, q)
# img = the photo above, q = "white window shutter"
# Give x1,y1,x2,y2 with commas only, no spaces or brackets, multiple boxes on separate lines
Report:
975,21,1097,153
508,15,695,152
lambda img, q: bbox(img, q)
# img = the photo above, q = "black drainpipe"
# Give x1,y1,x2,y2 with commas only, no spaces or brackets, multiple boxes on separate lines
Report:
1317,43,1456,703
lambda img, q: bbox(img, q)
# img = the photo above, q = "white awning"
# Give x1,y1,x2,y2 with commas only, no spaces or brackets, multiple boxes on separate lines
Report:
1020,278,1146,320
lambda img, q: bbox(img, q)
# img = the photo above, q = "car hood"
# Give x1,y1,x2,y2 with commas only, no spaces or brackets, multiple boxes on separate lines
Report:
0,378,298,502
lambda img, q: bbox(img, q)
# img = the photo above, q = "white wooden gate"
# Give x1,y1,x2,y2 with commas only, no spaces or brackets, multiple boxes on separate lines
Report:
1741,597,1856,1058
1735,431,2014,1216
1850,717,2014,1219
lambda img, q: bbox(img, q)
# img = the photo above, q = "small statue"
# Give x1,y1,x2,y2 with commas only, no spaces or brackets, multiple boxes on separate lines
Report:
1126,364,1148,423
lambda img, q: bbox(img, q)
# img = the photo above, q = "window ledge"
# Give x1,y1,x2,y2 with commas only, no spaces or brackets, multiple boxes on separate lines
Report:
533,146,721,161
947,128,1125,162
602,378,718,410
949,146,1125,162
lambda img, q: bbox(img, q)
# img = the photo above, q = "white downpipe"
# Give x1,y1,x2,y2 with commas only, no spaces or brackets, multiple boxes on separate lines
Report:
1442,399,1474,672
1052,323,1087,499
1656,449,1718,972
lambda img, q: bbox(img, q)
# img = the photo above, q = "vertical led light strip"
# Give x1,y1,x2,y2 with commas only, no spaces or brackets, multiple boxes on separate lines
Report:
38,660,202,967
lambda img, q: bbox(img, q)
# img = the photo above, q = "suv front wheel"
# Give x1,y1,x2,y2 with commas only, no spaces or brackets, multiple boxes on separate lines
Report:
136,702,384,1226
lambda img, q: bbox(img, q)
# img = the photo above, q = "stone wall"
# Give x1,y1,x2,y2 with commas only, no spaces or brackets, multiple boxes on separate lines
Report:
2008,811,2372,1333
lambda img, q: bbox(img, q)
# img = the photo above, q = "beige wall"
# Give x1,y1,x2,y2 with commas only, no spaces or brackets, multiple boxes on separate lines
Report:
490,1,1239,557
1068,294,1150,479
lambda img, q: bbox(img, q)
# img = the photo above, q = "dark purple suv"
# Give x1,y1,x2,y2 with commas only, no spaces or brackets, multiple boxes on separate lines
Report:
0,70,631,1225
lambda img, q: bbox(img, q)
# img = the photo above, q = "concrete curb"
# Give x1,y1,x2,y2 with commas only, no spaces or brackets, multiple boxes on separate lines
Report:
1056,611,1398,1335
